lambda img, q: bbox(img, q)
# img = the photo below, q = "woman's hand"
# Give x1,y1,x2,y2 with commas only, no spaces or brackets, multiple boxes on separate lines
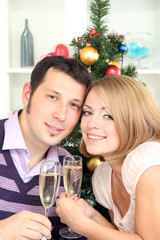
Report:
0,210,52,240
56,193,115,239
56,193,99,226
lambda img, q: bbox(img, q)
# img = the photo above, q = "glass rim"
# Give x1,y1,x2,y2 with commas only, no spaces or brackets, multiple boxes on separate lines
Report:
41,160,61,165
63,155,82,162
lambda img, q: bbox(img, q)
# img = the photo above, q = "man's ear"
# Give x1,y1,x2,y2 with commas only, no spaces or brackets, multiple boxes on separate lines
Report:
22,82,31,107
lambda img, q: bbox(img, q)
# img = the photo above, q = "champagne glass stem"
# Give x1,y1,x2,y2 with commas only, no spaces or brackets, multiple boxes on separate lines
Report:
59,155,82,239
45,208,49,218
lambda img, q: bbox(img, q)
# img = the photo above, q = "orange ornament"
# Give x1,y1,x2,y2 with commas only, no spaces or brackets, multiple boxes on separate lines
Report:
109,61,120,69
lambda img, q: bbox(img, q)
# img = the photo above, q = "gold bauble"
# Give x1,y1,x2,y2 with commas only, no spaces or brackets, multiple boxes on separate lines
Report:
86,157,104,172
80,44,99,65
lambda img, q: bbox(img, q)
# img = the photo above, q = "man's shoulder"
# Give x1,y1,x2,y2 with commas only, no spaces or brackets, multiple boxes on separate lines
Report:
0,119,8,150
0,118,7,136
0,118,7,124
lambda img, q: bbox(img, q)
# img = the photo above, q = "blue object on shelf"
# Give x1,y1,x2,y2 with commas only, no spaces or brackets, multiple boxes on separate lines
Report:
127,42,150,58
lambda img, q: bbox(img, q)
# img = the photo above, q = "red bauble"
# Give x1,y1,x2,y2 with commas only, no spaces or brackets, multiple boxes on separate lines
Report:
105,65,121,75
47,44,69,58
47,52,56,56
55,44,69,57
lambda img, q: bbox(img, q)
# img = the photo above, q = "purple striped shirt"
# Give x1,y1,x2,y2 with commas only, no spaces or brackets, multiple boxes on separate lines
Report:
0,113,70,226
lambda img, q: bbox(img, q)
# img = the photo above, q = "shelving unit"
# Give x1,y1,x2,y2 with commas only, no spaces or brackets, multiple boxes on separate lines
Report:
0,0,160,118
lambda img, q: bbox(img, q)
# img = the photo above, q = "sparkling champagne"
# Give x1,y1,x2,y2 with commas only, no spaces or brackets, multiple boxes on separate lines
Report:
39,172,60,208
63,165,82,198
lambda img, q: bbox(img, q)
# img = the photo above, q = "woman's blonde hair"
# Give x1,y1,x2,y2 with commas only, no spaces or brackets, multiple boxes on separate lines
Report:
80,75,160,163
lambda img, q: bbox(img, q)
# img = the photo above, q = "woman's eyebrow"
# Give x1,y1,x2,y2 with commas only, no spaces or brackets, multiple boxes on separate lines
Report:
83,104,106,111
83,104,92,109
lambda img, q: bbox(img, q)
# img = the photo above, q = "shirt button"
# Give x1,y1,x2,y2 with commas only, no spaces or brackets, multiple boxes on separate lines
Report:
25,150,28,155
119,223,123,226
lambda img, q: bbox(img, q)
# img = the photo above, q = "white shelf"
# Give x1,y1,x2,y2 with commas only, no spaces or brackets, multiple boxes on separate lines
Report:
6,67,160,75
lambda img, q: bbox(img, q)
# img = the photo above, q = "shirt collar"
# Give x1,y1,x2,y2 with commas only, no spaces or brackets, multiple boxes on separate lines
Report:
2,110,27,150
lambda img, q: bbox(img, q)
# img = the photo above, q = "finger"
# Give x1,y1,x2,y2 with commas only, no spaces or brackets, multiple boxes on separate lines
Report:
23,228,43,240
24,211,52,230
24,221,52,240
73,197,79,202
59,192,67,198
60,218,65,224
56,192,67,204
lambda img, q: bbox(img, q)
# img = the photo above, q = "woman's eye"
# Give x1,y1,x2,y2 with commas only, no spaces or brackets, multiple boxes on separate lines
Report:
82,110,92,116
104,114,113,120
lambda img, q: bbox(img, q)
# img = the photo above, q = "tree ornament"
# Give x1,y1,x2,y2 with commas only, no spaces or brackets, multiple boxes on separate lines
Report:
119,44,127,53
80,43,99,65
40,44,69,60
86,157,104,172
109,60,120,69
105,65,121,75
54,44,69,57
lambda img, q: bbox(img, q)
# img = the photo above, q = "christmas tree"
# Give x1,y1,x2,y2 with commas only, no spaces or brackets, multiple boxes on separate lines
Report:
62,0,138,219
70,0,137,80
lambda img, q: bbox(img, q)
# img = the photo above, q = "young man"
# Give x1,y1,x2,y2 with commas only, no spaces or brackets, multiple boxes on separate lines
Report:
0,56,91,240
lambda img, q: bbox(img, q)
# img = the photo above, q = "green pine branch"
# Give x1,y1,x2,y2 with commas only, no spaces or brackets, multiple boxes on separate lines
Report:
88,0,110,34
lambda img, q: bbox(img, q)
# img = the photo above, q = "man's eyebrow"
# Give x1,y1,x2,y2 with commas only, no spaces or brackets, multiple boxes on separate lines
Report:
45,89,60,95
45,89,82,103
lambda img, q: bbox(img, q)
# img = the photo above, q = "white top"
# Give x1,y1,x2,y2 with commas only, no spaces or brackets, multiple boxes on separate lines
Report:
92,142,160,233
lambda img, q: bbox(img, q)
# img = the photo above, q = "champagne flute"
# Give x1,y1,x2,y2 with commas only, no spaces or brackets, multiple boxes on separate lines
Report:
59,155,83,239
39,160,61,240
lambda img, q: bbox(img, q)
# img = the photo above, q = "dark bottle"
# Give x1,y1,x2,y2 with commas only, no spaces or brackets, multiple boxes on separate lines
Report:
21,19,34,66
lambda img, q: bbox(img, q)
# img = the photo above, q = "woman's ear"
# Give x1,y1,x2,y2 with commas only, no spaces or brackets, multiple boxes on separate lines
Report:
22,82,31,107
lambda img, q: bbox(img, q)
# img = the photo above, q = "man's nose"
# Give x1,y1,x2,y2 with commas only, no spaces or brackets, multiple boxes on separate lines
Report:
52,102,67,121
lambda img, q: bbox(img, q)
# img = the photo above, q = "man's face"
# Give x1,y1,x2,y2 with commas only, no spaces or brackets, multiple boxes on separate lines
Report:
21,68,86,149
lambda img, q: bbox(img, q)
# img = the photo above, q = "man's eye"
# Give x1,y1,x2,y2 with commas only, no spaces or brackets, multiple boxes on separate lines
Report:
104,114,113,120
71,103,79,109
49,95,57,100
82,110,92,116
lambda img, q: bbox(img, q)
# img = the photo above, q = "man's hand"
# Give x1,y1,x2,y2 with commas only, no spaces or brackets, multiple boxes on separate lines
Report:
0,210,52,240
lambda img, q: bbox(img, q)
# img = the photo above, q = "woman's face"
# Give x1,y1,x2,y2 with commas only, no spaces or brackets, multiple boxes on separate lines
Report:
81,88,120,158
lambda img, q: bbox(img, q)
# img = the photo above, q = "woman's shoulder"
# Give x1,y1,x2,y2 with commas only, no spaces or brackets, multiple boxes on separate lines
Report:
129,141,160,154
122,141,160,194
93,160,111,178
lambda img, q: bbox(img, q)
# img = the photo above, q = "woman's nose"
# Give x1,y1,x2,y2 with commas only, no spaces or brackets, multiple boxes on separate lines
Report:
87,115,101,129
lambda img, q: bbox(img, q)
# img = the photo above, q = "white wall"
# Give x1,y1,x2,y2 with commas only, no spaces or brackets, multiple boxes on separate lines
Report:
0,0,10,118
0,0,160,118
8,0,88,66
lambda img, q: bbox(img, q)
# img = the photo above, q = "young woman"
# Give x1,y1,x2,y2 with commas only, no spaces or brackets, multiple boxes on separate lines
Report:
56,75,160,240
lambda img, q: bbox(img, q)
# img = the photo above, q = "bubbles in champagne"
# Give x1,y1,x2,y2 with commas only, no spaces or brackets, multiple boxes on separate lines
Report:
39,172,60,208
63,165,82,198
